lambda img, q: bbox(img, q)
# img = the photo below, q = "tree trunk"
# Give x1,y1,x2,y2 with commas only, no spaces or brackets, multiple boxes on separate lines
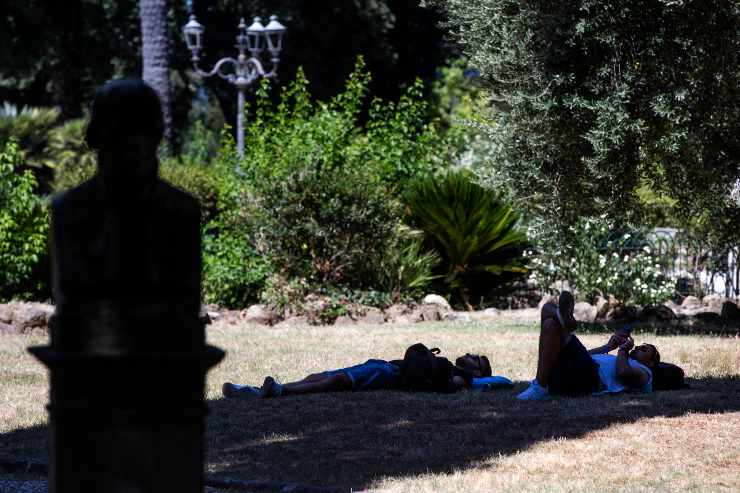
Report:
140,0,173,153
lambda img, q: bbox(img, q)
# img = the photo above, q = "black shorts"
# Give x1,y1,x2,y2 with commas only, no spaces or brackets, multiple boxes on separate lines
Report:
549,335,601,396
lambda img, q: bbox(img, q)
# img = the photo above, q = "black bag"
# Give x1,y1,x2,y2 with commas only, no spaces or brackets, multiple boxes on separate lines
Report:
652,362,688,390
398,343,454,392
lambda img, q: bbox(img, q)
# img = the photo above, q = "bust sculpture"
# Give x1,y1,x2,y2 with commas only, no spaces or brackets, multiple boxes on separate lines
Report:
50,79,203,352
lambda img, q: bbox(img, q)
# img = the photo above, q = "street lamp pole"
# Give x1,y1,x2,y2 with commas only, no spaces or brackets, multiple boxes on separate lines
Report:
182,14,285,158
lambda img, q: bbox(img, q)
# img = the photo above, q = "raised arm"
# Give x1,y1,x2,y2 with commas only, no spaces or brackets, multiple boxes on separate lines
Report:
588,335,624,355
615,338,649,387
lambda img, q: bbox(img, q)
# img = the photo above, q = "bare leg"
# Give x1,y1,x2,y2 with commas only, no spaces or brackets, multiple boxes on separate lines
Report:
535,321,568,387
291,373,326,385
281,373,352,396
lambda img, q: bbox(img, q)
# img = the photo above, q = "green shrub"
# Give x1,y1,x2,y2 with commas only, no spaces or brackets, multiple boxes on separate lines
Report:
202,227,270,309
241,57,444,192
180,119,222,165
196,130,273,308
230,58,450,300
259,273,310,316
376,226,441,301
0,140,49,301
259,275,395,322
48,118,97,192
526,216,676,306
247,164,401,289
0,103,60,167
404,167,527,310
160,158,223,223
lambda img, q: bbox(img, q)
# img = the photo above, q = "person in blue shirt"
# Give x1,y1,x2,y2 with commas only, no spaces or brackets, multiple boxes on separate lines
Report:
223,352,492,399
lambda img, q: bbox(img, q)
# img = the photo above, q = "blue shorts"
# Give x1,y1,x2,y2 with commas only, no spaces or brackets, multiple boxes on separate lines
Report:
324,359,399,391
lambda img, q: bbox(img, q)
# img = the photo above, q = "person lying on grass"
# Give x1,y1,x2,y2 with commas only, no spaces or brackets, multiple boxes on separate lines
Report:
517,290,660,400
223,352,492,399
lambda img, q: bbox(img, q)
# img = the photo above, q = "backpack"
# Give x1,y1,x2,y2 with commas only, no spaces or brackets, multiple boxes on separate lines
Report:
652,362,688,390
397,343,454,392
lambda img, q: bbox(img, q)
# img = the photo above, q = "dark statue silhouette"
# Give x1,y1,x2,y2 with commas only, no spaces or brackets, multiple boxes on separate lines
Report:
29,79,223,493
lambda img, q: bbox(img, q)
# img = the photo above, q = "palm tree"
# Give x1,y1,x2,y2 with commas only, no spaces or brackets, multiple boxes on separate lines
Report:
404,168,527,310
140,0,173,152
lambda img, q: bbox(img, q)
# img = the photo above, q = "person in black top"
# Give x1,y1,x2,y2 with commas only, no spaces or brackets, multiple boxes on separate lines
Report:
222,352,491,398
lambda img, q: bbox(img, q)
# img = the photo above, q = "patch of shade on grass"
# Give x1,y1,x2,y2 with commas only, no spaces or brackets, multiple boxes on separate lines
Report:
1,321,738,492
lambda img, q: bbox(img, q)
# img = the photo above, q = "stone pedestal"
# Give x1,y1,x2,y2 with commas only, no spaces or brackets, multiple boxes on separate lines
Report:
28,346,223,493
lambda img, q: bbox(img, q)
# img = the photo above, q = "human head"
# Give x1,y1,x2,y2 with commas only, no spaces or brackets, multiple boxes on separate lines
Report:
630,343,660,368
455,353,492,377
86,79,163,197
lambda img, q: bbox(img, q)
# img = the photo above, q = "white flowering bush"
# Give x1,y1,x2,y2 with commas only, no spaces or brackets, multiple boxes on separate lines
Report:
526,216,676,306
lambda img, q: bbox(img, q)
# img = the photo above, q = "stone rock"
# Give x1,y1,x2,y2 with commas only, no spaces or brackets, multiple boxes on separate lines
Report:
384,304,413,321
0,321,19,334
482,308,501,317
681,296,702,310
333,315,357,325
720,301,740,320
422,294,452,312
357,307,386,324
663,300,682,314
606,304,638,322
573,302,597,322
702,294,726,314
444,312,472,323
390,315,414,325
595,296,610,320
344,303,368,321
0,304,14,324
217,310,242,325
680,305,714,317
639,305,676,321
15,304,53,331
410,304,444,322
241,304,277,325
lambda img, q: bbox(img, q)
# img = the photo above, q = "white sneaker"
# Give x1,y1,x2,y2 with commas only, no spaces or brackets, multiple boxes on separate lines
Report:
516,379,550,401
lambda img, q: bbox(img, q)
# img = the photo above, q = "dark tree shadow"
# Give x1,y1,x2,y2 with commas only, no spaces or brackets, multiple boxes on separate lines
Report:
2,376,739,491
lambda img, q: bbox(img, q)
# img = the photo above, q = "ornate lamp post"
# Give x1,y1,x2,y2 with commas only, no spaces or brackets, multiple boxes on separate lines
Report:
183,13,286,158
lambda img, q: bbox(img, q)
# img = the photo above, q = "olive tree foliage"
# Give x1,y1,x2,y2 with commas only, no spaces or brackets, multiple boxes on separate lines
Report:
431,0,740,254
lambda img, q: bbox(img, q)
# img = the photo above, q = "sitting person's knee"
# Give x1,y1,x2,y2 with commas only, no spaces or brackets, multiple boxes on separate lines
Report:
541,320,560,337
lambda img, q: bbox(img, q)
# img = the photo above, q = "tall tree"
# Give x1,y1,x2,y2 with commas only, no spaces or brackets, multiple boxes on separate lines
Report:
0,0,140,117
140,0,174,151
435,0,740,250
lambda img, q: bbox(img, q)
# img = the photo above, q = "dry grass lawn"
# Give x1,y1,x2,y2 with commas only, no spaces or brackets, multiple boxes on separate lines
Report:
1,319,739,492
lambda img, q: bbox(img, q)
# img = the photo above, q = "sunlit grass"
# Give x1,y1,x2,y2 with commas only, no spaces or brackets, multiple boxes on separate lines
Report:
1,320,738,492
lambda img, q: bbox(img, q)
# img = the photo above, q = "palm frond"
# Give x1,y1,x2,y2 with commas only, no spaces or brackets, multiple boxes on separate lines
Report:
404,167,527,308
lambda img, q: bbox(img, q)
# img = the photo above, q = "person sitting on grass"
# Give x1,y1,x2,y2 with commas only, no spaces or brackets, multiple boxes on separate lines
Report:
517,290,660,400
223,352,492,399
